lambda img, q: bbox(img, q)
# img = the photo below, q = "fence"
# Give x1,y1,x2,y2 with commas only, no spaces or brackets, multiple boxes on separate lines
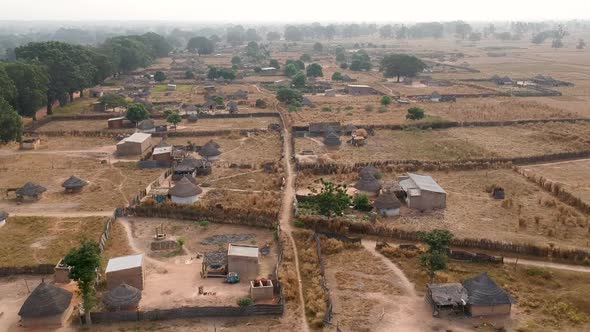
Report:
313,233,333,326
297,216,590,265
0,264,55,277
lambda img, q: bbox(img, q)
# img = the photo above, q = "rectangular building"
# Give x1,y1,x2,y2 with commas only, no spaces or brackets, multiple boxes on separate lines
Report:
116,132,152,156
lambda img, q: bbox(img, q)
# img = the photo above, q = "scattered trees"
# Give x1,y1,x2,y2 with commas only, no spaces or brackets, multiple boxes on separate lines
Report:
207,66,236,80
276,87,303,105
419,230,453,282
292,72,307,88
380,54,426,82
286,59,305,70
0,99,22,143
306,63,323,77
300,179,351,216
63,240,101,324
187,36,215,55
406,106,425,120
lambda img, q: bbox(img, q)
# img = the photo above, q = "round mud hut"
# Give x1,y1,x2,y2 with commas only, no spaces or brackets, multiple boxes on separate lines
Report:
0,210,8,227
373,192,402,217
227,101,239,114
102,283,142,311
354,167,382,196
62,176,89,194
324,131,342,149
18,281,73,328
169,177,203,204
199,140,222,161
15,182,47,201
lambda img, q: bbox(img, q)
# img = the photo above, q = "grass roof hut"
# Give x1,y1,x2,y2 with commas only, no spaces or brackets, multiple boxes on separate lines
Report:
201,251,228,278
199,140,222,161
169,177,203,204
0,210,8,225
137,119,156,133
62,176,88,193
461,272,514,316
16,182,47,201
227,101,239,114
18,281,73,328
102,283,142,311
373,192,401,216
354,167,382,196
324,131,341,149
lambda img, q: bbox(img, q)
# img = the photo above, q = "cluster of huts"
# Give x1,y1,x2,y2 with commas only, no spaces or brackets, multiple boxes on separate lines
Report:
8,177,88,203
304,122,369,150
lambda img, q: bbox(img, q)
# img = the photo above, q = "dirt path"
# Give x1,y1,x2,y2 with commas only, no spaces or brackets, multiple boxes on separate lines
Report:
279,116,310,332
6,211,113,217
504,257,590,273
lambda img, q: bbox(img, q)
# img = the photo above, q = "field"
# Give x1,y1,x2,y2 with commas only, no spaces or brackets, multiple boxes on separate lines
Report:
0,216,106,266
522,159,590,203
295,122,590,163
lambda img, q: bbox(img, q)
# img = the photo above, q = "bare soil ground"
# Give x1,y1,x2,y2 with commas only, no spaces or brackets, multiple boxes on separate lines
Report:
0,216,106,266
523,159,590,203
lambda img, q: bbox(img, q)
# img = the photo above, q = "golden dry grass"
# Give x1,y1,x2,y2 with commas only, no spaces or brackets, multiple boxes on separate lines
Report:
523,159,590,203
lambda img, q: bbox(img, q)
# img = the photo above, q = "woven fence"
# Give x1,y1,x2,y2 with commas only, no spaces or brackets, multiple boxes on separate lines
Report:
313,233,333,325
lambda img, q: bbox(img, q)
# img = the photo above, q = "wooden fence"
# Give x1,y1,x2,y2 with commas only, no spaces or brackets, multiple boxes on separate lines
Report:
313,233,333,326
0,264,55,277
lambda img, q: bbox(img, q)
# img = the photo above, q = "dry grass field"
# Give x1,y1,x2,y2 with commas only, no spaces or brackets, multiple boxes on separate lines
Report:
523,159,590,203
0,155,162,211
199,189,281,213
0,216,106,266
379,243,590,332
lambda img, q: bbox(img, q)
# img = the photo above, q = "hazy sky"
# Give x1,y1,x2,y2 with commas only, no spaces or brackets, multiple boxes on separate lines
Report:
0,0,588,22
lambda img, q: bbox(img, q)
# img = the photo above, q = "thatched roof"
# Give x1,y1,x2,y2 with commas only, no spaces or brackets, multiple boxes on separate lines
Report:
62,176,88,189
169,177,202,197
324,132,341,146
16,182,47,197
137,119,155,130
204,251,228,267
0,210,8,220
227,101,239,113
354,168,381,193
427,283,468,306
102,283,142,309
461,272,514,306
18,281,72,318
358,166,379,179
373,192,401,210
199,141,221,157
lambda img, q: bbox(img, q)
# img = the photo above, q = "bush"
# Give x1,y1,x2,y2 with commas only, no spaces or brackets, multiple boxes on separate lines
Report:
378,107,388,113
353,193,371,211
294,220,305,228
255,98,267,108
340,62,348,69
406,107,425,120
288,105,300,113
364,104,374,112
321,106,332,112
344,105,354,110
199,220,210,227
237,297,253,307
381,95,392,106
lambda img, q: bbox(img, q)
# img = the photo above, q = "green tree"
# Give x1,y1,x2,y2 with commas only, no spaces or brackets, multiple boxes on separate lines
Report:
1,62,49,120
300,53,312,62
184,70,194,79
98,94,127,111
0,99,23,143
227,25,246,46
276,87,303,105
125,103,149,124
267,31,281,41
214,96,224,106
349,50,372,71
63,240,101,324
353,193,371,211
381,54,426,82
167,111,181,129
269,59,280,70
187,36,215,55
285,26,304,41
340,62,349,69
245,28,260,42
302,179,351,216
380,95,392,106
406,107,425,120
231,56,241,66
335,47,346,62
292,72,307,88
284,63,299,77
0,67,16,104
419,230,453,281
331,71,344,81
154,71,166,82
313,42,323,52
286,59,305,70
306,63,323,77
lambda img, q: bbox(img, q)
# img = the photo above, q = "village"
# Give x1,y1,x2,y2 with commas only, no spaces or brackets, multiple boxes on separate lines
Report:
1,18,590,332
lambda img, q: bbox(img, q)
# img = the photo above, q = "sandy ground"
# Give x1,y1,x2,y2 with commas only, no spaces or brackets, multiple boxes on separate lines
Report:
523,159,590,203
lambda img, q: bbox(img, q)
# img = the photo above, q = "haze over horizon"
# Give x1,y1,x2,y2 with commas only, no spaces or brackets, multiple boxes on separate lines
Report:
1,0,589,22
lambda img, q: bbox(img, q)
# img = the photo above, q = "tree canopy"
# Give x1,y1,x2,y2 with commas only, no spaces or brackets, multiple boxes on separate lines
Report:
0,99,23,143
285,26,304,41
187,36,215,55
63,240,101,323
286,59,305,70
269,59,280,70
380,54,426,82
154,71,166,82
420,230,453,281
284,63,299,77
349,50,372,71
276,86,303,105
292,71,306,88
406,107,425,120
301,179,352,216
300,53,312,62
231,56,241,66
126,103,149,123
306,63,323,77
207,66,236,80
98,94,127,110
313,42,323,52
331,71,344,81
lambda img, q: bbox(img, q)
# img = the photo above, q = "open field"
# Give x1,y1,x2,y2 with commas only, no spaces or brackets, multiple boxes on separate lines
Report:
378,242,590,332
0,216,106,266
199,189,282,213
0,155,162,211
523,159,590,203
0,136,116,152
295,122,590,163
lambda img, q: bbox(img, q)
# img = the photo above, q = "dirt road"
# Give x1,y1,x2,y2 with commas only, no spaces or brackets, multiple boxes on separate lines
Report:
362,240,416,297
504,257,590,273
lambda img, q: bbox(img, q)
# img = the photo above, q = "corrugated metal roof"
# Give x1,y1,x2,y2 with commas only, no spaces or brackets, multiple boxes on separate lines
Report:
228,244,259,258
106,254,144,273
118,132,151,145
153,146,172,155
404,173,446,194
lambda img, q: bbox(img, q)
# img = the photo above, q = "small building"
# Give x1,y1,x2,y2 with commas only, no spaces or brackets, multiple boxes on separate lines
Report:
172,157,211,180
309,122,341,136
324,89,336,97
203,85,216,92
102,283,142,312
228,244,259,280
62,176,88,193
274,79,291,87
106,254,145,291
108,117,126,129
227,101,239,114
347,84,376,96
397,99,410,105
20,136,41,150
116,132,152,156
152,146,173,161
18,281,73,328
93,102,107,112
260,67,278,75
232,89,249,100
137,119,156,133
0,210,8,228
399,173,446,211
354,167,382,196
201,251,228,278
461,273,514,317
426,282,468,317
167,84,177,91
429,91,442,102
169,177,202,204
250,279,274,301
324,131,341,149
16,182,47,201
491,75,513,86
198,140,222,161
373,192,402,216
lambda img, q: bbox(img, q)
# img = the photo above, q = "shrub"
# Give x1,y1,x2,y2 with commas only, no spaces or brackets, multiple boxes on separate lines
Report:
255,98,267,108
199,220,210,227
288,105,300,113
364,104,374,112
321,106,332,112
406,107,425,120
237,297,253,306
294,220,305,228
381,95,392,106
353,193,371,211
344,105,354,110
378,107,388,113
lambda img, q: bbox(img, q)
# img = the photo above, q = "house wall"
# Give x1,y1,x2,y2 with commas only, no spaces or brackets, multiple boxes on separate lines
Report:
107,266,144,290
348,86,375,96
250,281,274,301
21,304,73,328
228,256,259,280
378,207,400,217
108,119,124,129
468,304,511,316
117,140,152,156
153,152,172,161
408,191,446,211
171,195,198,204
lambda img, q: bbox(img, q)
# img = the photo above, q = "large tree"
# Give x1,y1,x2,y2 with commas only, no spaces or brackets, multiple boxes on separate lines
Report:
420,230,453,282
0,99,23,143
380,54,426,82
187,36,215,55
125,103,149,124
292,71,306,88
98,94,128,111
349,50,371,71
306,63,323,77
301,179,351,216
0,66,16,104
1,62,49,119
63,240,101,324
276,87,303,105
284,63,299,77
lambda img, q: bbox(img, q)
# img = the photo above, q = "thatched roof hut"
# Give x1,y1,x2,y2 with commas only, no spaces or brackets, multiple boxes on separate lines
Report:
227,101,239,114
358,166,379,179
16,182,47,200
18,281,73,327
62,176,88,193
169,177,202,204
324,131,341,147
0,210,8,221
102,283,142,311
199,140,221,160
373,192,401,216
354,167,381,194
137,119,155,132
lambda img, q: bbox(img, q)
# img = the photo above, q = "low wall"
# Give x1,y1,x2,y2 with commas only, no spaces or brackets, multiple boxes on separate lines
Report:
0,264,55,277
313,233,333,325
